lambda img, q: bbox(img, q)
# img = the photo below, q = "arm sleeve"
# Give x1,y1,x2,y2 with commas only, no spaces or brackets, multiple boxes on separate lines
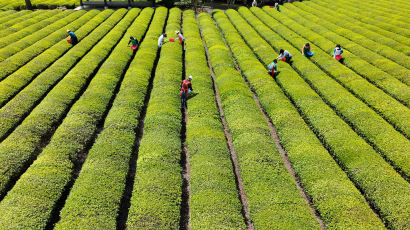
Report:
189,83,193,90
128,39,131,45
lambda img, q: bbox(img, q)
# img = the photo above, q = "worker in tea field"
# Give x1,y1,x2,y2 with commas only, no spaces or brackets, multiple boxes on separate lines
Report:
175,31,184,44
252,0,257,7
268,59,278,78
158,33,167,48
128,36,139,52
275,2,280,11
302,43,314,57
333,44,344,63
67,30,78,45
180,76,193,109
277,49,292,63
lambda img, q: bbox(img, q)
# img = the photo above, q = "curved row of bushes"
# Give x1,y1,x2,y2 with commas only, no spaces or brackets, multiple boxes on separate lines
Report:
0,10,71,49
281,4,410,86
0,10,16,20
251,7,410,176
214,8,385,229
0,10,90,78
0,10,33,25
0,10,60,38
200,11,320,229
54,7,158,229
126,7,184,229
303,1,410,56
220,8,410,230
261,7,410,108
183,10,245,229
309,0,410,47
0,0,77,10
0,8,136,200
332,0,410,27
0,10,43,31
0,8,143,229
292,2,410,69
0,9,116,144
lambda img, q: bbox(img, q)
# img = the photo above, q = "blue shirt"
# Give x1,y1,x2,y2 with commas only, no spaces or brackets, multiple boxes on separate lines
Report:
69,32,77,39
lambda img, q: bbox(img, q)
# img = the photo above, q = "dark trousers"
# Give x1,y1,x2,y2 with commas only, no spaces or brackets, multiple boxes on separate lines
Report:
181,91,188,108
71,37,78,45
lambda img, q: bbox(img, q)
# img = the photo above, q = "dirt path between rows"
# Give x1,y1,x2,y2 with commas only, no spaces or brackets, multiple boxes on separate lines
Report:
179,15,191,230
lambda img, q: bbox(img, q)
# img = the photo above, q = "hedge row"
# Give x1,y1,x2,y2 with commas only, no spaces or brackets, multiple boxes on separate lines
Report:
0,10,117,142
0,10,72,49
0,8,142,229
334,0,410,26
0,10,60,38
183,10,244,229
303,1,410,56
0,10,15,19
217,8,384,229
278,4,410,86
0,10,43,32
331,0,410,31
0,9,107,108
201,11,320,229
126,7,184,229
309,0,410,47
251,7,410,176
0,10,90,78
292,2,410,68
0,0,77,10
0,9,79,61
260,7,410,107
55,7,157,229
224,8,410,230
0,10,32,25
0,8,136,199
363,0,410,17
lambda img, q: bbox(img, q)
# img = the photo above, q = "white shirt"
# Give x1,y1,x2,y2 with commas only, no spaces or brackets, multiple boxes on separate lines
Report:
177,33,184,41
252,0,257,7
278,50,292,59
158,34,165,47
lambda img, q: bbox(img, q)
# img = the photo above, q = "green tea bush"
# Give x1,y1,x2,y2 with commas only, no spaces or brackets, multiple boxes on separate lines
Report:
126,7,184,229
304,1,410,55
0,10,71,49
183,10,244,229
217,8,385,229
0,10,43,31
251,7,410,175
281,4,410,85
331,0,410,29
55,7,156,229
0,10,90,78
0,10,32,25
201,11,320,229
0,10,60,38
292,2,410,68
259,7,410,107
223,8,409,230
0,9,139,223
0,8,142,229
310,0,410,47
0,9,117,143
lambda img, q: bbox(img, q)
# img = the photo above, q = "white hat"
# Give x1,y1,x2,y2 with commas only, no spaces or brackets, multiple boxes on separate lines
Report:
67,29,70,33
188,76,193,80
175,31,180,34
